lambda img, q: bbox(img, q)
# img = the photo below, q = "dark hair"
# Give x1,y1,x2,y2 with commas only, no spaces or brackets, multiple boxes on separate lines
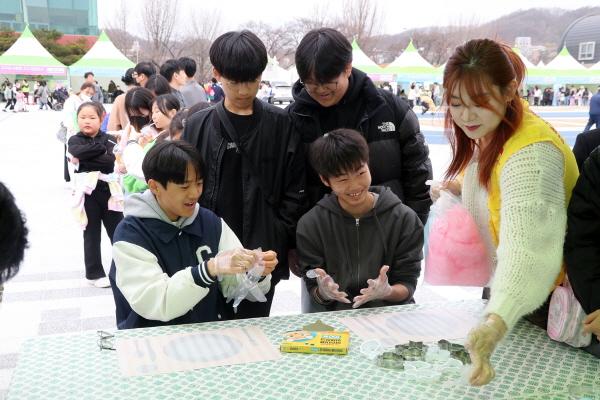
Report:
134,61,156,78
77,101,105,118
153,93,181,116
209,30,267,82
186,101,211,116
84,71,94,79
121,68,136,86
168,109,188,140
146,74,172,96
178,57,197,78
309,128,369,180
0,182,29,284
160,59,184,82
143,140,204,188
125,87,155,130
296,28,352,83
211,77,217,84
79,82,96,93
443,39,525,188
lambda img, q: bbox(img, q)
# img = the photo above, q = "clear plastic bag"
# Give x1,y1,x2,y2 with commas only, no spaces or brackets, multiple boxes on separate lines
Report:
424,190,491,286
226,248,267,312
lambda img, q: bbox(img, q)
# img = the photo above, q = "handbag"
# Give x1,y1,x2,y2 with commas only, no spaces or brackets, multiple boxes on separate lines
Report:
56,122,67,143
547,276,592,348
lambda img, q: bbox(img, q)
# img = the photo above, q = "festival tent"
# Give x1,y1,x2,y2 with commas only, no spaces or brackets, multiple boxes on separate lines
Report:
69,31,134,78
0,25,67,76
512,47,535,69
262,56,292,84
537,60,546,68
527,47,598,84
384,40,440,82
351,39,389,81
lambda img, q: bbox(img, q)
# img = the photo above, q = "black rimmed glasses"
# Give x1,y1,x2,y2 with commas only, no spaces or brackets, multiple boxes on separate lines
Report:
97,330,116,351
300,80,339,92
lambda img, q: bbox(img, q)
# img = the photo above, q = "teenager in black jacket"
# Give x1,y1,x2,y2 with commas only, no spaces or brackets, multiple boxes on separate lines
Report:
183,30,305,319
286,28,432,224
564,146,600,358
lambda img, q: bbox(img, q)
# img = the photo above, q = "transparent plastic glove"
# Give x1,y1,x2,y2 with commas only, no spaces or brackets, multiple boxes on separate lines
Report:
308,268,351,304
227,249,267,312
427,179,461,202
352,265,393,308
465,313,507,386
210,248,256,279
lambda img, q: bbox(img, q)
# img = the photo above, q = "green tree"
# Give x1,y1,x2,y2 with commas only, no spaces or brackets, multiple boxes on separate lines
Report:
0,29,18,54
32,29,88,65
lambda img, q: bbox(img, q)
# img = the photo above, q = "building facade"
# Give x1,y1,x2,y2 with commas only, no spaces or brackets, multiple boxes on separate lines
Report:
0,0,98,35
561,14,600,67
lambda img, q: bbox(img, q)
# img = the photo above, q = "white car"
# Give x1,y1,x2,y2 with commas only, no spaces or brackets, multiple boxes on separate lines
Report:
270,85,293,104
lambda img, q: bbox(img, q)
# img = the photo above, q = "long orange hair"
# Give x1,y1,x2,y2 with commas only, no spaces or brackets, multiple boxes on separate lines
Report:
443,39,525,188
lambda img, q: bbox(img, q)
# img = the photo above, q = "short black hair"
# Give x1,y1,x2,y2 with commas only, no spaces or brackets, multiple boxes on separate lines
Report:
143,140,204,188
77,101,105,118
84,71,94,79
209,30,267,82
125,86,155,118
186,101,211,115
154,93,181,116
178,57,197,78
121,68,136,86
146,74,172,96
0,182,28,284
296,28,352,83
309,128,369,180
134,61,156,78
160,59,184,82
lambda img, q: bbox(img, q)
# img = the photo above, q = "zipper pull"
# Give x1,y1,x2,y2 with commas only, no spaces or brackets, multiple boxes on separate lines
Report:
356,218,359,227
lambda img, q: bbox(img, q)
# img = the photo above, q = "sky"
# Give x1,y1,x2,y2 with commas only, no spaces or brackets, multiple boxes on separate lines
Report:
97,0,600,37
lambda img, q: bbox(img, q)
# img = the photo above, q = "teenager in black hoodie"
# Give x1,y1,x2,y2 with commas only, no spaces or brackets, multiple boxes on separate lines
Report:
287,28,432,224
297,129,423,312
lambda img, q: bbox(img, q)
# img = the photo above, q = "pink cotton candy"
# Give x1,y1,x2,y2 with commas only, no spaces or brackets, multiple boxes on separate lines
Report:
425,203,491,286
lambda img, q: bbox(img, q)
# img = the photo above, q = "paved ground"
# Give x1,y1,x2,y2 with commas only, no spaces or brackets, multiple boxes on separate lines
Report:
0,103,589,398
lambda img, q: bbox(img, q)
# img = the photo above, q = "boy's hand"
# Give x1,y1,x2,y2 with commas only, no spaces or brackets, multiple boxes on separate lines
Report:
583,309,600,340
207,248,256,278
352,265,393,308
311,268,351,304
260,250,278,276
69,156,79,165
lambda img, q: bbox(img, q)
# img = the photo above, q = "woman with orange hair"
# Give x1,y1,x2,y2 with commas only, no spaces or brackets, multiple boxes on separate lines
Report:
436,39,579,385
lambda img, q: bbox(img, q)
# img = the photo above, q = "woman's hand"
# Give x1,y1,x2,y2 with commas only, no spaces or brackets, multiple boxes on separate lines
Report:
429,179,462,201
583,309,600,340
465,313,507,386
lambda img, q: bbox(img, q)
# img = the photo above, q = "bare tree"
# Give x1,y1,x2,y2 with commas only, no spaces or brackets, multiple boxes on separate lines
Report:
103,0,136,58
185,8,223,82
141,0,180,63
336,0,382,55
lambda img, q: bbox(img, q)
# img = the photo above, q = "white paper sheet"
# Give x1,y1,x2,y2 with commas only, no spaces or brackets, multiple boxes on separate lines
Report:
116,326,281,377
340,308,480,345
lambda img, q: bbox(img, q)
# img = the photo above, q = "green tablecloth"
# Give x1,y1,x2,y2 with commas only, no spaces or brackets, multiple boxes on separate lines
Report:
7,300,599,399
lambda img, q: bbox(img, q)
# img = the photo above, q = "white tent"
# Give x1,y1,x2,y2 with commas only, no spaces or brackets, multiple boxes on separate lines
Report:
386,40,434,70
351,39,382,73
591,60,600,70
545,47,585,70
512,48,535,69
262,56,292,84
0,25,67,76
537,60,546,68
69,31,134,77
